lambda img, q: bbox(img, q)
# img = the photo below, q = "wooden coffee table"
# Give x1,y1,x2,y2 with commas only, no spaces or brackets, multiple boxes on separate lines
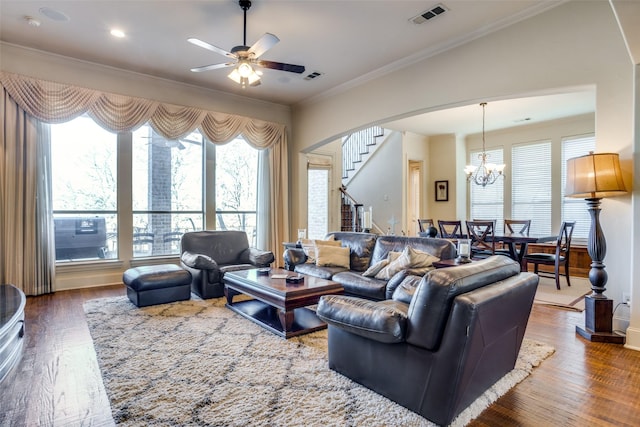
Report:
223,268,343,338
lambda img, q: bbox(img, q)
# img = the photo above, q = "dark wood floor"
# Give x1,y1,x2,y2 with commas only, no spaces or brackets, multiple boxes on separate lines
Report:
1,285,640,426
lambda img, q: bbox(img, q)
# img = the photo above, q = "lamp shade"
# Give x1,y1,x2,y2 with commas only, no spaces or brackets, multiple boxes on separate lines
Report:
565,152,627,198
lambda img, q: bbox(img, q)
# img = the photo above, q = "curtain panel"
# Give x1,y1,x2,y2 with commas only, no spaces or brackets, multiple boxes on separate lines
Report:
0,72,289,292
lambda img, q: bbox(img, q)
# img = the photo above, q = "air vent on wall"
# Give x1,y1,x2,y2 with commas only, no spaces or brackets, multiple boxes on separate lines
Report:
304,71,324,81
410,3,448,25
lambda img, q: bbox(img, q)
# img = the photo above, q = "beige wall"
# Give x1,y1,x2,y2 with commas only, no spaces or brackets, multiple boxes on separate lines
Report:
426,134,459,223
290,1,637,344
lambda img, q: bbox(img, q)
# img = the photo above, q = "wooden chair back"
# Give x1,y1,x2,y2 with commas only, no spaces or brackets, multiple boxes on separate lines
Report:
465,220,495,254
417,219,434,233
556,221,576,259
438,220,463,239
504,219,531,235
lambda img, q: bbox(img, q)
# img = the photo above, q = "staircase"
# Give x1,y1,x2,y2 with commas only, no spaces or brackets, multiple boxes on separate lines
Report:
342,126,384,182
339,186,363,232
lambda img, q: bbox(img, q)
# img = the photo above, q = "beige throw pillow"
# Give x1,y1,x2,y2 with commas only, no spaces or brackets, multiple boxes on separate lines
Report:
374,246,440,280
302,238,341,263
375,247,413,280
362,259,390,277
406,246,439,268
315,245,351,268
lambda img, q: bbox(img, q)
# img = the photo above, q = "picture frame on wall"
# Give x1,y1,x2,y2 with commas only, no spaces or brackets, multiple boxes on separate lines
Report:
435,180,449,202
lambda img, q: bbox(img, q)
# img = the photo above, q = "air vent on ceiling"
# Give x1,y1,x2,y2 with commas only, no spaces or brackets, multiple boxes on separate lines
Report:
304,71,324,81
410,4,448,25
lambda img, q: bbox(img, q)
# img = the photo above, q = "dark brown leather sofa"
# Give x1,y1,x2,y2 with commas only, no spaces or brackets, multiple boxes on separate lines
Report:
316,255,538,426
180,230,274,299
283,232,456,300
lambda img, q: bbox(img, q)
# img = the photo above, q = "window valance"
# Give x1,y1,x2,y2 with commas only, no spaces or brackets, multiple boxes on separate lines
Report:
0,71,284,148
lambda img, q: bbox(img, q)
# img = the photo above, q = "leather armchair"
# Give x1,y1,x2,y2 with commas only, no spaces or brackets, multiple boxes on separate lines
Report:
316,255,538,426
180,230,274,299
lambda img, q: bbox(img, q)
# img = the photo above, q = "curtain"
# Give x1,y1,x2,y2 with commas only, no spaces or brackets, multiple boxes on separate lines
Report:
0,72,290,291
0,85,56,295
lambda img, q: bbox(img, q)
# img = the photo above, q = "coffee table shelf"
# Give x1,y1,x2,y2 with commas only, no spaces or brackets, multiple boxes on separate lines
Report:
223,268,343,339
226,299,327,338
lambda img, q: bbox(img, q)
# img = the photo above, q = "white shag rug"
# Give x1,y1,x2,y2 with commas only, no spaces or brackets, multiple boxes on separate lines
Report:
84,296,554,427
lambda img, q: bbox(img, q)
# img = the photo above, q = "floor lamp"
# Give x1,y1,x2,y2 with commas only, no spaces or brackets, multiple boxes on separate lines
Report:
565,152,627,344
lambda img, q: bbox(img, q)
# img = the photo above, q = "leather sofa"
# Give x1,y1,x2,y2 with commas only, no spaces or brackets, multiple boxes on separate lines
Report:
180,230,275,299
283,232,456,300
316,255,538,426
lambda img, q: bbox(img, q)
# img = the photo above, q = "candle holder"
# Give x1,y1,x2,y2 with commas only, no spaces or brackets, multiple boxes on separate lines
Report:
297,229,306,245
456,238,472,264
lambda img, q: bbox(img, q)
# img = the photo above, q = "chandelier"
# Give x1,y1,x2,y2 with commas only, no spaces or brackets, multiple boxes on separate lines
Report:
464,102,505,187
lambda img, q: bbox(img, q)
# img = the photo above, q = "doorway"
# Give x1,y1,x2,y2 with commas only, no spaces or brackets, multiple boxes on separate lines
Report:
407,160,423,236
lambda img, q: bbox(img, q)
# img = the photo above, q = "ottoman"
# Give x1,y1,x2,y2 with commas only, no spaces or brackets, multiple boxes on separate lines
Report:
123,264,192,307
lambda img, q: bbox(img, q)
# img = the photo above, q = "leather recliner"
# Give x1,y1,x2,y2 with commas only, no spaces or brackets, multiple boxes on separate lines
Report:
180,230,275,299
316,255,538,426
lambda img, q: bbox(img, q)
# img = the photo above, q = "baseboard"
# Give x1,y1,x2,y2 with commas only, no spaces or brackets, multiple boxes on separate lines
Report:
624,326,640,351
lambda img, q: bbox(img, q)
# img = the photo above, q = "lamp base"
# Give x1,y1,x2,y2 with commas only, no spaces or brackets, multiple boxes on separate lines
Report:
575,295,625,344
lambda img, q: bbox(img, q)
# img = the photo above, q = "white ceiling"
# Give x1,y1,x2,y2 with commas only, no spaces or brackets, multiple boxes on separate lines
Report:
0,0,636,136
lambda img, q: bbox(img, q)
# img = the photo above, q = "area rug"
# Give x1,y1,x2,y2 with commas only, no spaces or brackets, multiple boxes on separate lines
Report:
84,296,554,427
534,275,592,311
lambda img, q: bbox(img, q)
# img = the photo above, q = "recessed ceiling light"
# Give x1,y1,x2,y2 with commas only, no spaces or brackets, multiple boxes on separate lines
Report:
110,29,126,38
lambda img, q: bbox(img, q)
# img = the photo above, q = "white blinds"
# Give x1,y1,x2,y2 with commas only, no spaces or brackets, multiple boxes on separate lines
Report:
469,148,504,230
562,134,596,239
512,141,552,235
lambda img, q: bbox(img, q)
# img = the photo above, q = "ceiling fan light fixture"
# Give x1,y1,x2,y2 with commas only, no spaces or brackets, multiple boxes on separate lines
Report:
228,63,261,88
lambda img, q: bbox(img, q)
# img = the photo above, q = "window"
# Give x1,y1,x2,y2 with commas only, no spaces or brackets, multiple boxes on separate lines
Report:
469,148,504,231
51,115,118,261
307,168,330,239
215,137,259,246
562,134,595,240
511,141,552,235
131,124,204,257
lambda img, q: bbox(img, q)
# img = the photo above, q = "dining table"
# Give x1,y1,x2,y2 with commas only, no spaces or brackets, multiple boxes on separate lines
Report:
491,232,558,271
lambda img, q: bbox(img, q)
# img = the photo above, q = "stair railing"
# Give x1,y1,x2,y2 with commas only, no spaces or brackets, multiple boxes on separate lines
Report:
342,126,384,180
338,185,386,234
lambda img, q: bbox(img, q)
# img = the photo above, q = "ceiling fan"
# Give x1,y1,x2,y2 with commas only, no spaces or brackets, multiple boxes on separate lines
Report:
188,0,305,88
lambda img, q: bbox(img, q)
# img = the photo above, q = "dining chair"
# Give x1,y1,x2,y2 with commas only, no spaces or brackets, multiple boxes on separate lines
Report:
417,218,435,233
523,221,576,290
504,219,531,235
465,220,495,259
437,220,464,239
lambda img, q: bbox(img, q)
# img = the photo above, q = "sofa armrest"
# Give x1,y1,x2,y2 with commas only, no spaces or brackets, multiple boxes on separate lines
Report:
180,251,218,270
283,248,308,268
317,295,408,344
247,247,275,267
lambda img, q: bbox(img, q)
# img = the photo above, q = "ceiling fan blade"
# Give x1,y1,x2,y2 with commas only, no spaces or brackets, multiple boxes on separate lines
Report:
188,38,235,58
248,33,280,58
258,60,306,74
190,62,236,73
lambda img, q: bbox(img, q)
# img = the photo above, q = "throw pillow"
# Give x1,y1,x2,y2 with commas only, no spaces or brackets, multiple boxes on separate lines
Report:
362,259,390,277
302,238,341,263
375,247,413,280
407,246,440,268
315,245,351,268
